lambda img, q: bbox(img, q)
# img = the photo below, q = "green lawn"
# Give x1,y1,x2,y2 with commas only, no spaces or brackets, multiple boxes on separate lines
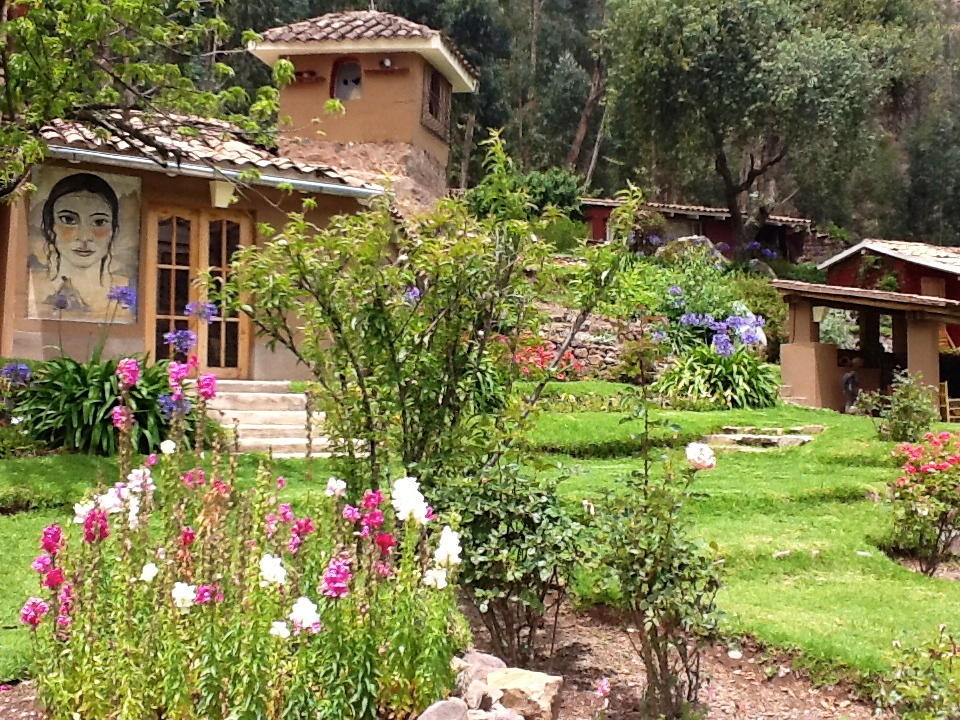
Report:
2,386,959,686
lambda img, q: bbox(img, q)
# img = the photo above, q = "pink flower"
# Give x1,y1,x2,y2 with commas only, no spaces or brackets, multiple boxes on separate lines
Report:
595,677,611,698
168,362,191,394
146,453,158,467
19,597,49,629
362,489,384,510
194,584,223,605
425,505,436,522
58,583,74,614
276,476,287,490
342,505,362,523
31,555,53,574
288,534,304,554
0,685,9,692
321,555,353,599
373,560,394,578
941,432,953,441
40,525,64,555
197,373,217,400
56,614,71,629
362,510,384,531
180,526,197,547
293,517,315,537
181,468,206,489
83,509,110,543
279,503,296,524
375,532,396,556
43,568,65,589
116,358,141,390
111,405,133,430
265,513,279,538
212,478,231,497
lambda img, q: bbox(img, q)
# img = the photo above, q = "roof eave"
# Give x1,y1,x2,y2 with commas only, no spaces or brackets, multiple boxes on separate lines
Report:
249,36,478,93
818,240,960,276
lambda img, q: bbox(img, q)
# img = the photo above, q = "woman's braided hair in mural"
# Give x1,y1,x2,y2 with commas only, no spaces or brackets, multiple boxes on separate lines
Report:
41,173,120,283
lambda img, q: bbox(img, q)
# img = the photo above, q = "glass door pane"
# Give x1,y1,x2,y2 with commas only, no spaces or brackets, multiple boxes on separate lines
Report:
154,214,194,362
204,217,243,372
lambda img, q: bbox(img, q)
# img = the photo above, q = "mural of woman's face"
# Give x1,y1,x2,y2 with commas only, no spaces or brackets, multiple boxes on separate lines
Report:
51,191,115,270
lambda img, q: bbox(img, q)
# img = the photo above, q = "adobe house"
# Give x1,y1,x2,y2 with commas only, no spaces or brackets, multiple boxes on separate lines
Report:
581,199,827,261
0,10,476,384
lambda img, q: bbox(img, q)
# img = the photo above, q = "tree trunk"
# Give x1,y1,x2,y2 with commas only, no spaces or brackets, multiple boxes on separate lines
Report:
585,103,608,188
566,59,606,169
459,112,476,190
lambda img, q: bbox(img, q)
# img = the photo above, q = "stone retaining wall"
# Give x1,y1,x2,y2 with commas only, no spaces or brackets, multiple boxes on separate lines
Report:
540,303,645,378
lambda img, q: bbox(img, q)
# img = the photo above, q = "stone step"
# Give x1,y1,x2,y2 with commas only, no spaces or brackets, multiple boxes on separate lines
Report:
215,380,298,394
704,433,814,449
208,392,308,412
208,408,323,426
237,437,328,454
236,423,330,441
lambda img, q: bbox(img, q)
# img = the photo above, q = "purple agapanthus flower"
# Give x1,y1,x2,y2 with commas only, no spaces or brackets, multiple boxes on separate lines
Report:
667,285,683,297
746,240,762,252
648,235,664,246
708,318,729,333
163,329,198,355
403,287,422,304
107,285,137,312
740,326,763,345
716,242,731,253
158,393,193,421
185,301,219,323
650,330,668,344
712,333,735,357
680,313,704,327
761,248,778,260
0,362,31,386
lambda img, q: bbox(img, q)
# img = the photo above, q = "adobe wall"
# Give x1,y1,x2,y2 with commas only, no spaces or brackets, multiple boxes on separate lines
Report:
0,159,359,381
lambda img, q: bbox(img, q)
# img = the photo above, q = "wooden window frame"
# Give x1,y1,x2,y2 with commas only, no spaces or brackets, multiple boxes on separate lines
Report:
421,67,452,141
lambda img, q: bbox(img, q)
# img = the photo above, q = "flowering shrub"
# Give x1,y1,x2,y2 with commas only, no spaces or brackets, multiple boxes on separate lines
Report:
23,363,466,720
880,626,960,719
512,340,584,381
857,369,939,442
890,431,960,574
653,345,779,410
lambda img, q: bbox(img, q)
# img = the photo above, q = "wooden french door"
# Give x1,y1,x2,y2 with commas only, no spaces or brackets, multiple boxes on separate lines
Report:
145,207,252,379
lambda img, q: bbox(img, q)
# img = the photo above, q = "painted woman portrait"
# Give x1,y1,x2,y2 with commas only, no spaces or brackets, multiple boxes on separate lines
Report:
28,169,141,322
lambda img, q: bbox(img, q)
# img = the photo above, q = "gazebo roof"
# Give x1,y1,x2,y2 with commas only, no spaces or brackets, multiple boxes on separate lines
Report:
773,279,960,324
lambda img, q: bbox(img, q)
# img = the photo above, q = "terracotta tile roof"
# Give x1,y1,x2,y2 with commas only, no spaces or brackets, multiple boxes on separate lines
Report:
39,112,373,190
581,198,813,228
818,239,960,275
260,11,478,79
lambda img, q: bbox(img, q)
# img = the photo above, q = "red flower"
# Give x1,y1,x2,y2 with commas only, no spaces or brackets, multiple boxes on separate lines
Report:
43,568,65,589
180,526,197,546
375,532,396,556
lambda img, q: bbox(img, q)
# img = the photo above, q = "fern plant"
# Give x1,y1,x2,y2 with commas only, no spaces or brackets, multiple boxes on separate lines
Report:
654,346,779,410
16,356,175,455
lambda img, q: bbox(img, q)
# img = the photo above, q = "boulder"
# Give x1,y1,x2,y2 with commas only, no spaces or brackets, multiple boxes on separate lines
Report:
485,669,563,720
655,235,728,263
420,698,469,720
747,258,777,277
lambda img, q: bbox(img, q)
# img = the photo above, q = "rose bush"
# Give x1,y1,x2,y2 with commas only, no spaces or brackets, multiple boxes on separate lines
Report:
22,358,466,720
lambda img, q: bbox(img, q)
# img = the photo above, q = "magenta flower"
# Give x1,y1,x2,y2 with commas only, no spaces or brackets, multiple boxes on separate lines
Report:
288,534,304,554
197,373,217,400
362,489,384,510
265,513,279,538
595,678,611,698
194,584,222,605
361,510,384,532
40,525,64,555
180,526,197,547
279,503,295,524
82,509,110,543
31,555,53,574
111,405,133,430
181,468,206,489
168,361,191,394
146,453,158,467
425,505,436,522
293,517,315,537
375,532,396,556
43,568,65,589
276,476,287,490
212,478,230,497
58,583,74,614
373,560,394,578
116,357,141,390
321,555,353,599
20,597,49,629
342,505,362,523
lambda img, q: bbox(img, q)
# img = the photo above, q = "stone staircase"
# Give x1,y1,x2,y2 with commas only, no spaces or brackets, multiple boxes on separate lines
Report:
703,424,824,452
206,380,328,458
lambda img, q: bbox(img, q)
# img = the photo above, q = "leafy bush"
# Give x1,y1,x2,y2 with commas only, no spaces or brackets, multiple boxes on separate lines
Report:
465,165,583,220
591,449,721,719
769,260,826,284
857,370,939,442
17,356,175,455
654,346,780,410
541,216,588,253
0,422,46,459
728,272,787,359
881,627,960,719
889,431,960,574
25,366,465,720
439,466,582,665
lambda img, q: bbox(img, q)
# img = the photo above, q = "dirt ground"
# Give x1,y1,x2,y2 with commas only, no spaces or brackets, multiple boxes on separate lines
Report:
0,608,884,720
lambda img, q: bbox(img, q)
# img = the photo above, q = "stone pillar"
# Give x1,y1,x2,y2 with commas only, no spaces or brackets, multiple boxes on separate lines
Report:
790,299,819,343
892,313,908,356
907,316,941,388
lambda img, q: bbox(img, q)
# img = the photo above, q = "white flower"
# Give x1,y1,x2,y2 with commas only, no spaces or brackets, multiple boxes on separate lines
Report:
391,476,430,525
259,553,287,586
270,621,291,639
171,582,196,610
325,477,347,497
433,526,462,568
73,501,94,524
10,416,21,425
127,494,141,529
97,488,124,515
159,440,177,455
126,468,154,494
277,239,289,247
289,596,321,631
685,442,716,471
140,562,159,583
423,567,448,590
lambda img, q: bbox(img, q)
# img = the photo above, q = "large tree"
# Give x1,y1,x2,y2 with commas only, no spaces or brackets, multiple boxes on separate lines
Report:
0,0,284,201
605,0,937,246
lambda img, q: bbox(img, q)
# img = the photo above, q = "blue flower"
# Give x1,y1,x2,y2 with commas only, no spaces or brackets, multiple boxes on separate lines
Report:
746,241,762,252
650,329,668,344
163,329,198,355
761,248,778,260
648,234,664,246
403,287,422,304
712,333,735,357
708,318,729,333
185,301,219,323
107,285,137,312
157,393,193,421
740,326,762,345
680,313,703,327
716,242,731,253
667,285,683,297
0,362,31,386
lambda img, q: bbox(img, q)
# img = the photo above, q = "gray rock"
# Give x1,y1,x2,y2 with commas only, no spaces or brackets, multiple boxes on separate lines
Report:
655,235,728,263
420,698,469,720
748,258,777,277
490,704,525,720
486,669,563,720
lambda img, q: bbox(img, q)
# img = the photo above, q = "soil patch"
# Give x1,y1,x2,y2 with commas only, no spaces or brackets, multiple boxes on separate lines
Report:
897,556,960,580
0,683,42,720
